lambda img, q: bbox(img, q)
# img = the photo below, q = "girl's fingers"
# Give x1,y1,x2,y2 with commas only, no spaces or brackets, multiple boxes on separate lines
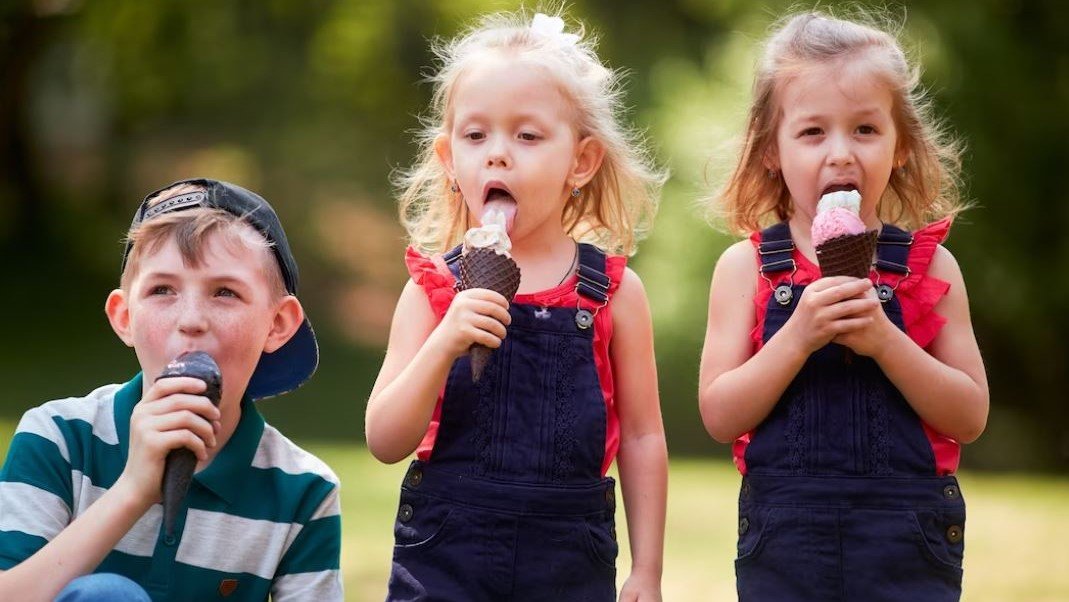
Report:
824,298,880,320
830,316,873,334
473,314,508,340
808,276,859,293
470,327,503,349
470,299,512,325
818,278,873,303
458,288,510,308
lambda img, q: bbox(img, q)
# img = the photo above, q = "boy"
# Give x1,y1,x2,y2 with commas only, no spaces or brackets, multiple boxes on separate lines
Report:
0,179,342,601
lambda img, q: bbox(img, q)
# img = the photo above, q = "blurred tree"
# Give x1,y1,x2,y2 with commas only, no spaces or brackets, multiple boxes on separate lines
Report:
0,0,1065,471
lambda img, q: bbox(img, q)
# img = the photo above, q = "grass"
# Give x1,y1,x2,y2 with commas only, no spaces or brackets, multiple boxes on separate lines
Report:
2,425,1067,600
317,445,1069,602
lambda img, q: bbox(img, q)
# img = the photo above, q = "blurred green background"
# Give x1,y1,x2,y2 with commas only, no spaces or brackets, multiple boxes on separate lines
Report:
1,0,1067,599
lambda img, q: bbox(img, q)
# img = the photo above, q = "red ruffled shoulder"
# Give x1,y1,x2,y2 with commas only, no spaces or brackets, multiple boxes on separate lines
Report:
405,246,457,321
604,255,628,298
889,217,953,349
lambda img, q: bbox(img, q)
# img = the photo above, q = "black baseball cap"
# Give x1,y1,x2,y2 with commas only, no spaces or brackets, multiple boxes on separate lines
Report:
122,178,318,400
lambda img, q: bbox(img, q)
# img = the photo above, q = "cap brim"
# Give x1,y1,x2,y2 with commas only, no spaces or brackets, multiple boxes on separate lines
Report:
246,318,319,400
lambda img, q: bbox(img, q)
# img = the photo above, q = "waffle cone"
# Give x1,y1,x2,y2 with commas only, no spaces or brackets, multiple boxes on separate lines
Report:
459,248,521,382
815,231,878,279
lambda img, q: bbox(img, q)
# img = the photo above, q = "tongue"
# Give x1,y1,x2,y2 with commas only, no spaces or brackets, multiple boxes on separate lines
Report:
482,198,517,232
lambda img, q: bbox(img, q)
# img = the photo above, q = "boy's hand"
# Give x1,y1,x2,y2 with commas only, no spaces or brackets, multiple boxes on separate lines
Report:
119,377,220,504
780,277,879,354
429,288,511,359
619,572,662,601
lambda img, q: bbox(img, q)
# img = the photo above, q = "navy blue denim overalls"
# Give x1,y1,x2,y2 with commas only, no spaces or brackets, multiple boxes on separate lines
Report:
387,243,619,602
736,222,966,602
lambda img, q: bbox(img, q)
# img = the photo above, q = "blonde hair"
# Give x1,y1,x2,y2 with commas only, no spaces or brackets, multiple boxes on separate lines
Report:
122,184,286,297
716,9,965,235
398,8,665,255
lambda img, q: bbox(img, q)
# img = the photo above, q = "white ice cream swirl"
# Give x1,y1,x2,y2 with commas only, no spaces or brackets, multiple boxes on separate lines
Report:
817,189,862,215
464,207,512,256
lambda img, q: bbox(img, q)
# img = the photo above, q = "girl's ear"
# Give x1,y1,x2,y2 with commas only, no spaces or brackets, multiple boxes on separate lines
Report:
434,134,455,179
264,296,304,354
570,136,606,189
762,143,780,172
895,147,911,170
105,289,134,347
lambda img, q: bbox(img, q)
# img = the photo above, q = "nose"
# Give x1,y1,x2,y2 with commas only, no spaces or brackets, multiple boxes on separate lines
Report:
826,132,855,167
485,136,510,169
176,296,209,336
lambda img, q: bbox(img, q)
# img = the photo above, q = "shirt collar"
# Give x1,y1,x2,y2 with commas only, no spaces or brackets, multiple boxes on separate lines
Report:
112,373,265,505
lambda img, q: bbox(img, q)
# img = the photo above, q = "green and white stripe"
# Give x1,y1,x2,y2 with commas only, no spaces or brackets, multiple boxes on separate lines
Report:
0,376,341,601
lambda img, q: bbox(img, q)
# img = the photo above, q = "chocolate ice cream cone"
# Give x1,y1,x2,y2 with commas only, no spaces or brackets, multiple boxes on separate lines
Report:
815,231,878,279
459,247,521,382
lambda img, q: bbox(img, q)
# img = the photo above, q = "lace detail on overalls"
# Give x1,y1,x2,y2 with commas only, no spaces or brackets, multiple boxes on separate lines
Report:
785,385,808,474
469,356,498,477
865,380,892,475
552,336,579,483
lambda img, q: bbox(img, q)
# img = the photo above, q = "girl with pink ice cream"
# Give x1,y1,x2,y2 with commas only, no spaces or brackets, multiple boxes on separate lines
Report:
366,9,668,601
699,10,988,602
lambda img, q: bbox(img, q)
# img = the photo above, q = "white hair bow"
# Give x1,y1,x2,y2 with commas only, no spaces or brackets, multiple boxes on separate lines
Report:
530,13,579,47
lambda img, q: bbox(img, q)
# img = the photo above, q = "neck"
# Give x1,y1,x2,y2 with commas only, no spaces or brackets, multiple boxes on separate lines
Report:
509,231,577,294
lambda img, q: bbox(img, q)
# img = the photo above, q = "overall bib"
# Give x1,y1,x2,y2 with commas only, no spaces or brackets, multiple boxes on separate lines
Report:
388,244,620,602
736,222,965,602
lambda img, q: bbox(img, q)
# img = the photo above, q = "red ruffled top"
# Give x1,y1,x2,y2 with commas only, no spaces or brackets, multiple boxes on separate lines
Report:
404,245,628,476
736,218,960,476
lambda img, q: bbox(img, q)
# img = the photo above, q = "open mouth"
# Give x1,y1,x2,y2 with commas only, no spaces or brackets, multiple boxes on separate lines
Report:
481,182,518,231
485,187,514,204
821,183,859,197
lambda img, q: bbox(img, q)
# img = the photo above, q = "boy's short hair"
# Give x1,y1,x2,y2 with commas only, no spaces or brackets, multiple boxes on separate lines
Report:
121,178,318,399
121,184,287,298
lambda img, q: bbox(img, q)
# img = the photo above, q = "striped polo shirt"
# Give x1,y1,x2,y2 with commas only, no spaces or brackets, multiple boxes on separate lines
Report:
0,375,342,601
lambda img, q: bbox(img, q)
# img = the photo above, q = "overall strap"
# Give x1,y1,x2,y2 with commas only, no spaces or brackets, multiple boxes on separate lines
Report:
873,224,913,302
442,244,464,281
758,222,798,306
874,224,912,274
575,243,610,306
573,243,610,330
757,222,796,275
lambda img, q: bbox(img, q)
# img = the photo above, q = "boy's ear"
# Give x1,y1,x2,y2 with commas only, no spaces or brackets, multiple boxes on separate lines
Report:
570,136,606,189
263,296,304,354
105,289,135,347
433,134,455,180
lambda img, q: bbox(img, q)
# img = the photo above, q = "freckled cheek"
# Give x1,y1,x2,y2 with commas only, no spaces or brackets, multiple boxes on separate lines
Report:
217,314,274,355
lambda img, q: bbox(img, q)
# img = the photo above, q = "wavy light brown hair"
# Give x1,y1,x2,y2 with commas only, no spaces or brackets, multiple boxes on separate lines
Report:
715,10,965,235
397,8,665,255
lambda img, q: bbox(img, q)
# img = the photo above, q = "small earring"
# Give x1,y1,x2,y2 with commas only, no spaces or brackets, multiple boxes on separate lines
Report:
767,169,777,180
571,186,581,198
897,165,907,176
450,181,459,194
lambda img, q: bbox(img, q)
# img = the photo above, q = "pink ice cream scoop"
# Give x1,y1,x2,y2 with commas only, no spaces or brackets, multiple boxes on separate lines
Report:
812,190,865,246
812,189,878,280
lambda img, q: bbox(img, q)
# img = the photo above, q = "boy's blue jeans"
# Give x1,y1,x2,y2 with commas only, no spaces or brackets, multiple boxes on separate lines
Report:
55,573,150,602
